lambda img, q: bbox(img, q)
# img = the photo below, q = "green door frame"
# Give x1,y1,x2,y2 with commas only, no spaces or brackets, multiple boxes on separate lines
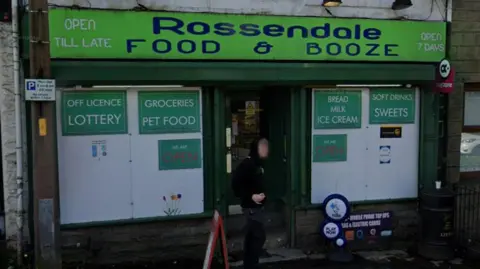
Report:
223,89,261,208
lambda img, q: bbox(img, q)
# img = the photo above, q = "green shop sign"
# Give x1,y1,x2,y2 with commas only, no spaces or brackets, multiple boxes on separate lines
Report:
314,90,361,129
312,134,347,162
138,91,200,134
61,91,128,136
369,89,416,124
49,9,446,62
158,139,202,170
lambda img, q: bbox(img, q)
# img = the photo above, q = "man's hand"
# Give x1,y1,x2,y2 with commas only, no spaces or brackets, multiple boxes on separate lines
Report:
252,193,266,204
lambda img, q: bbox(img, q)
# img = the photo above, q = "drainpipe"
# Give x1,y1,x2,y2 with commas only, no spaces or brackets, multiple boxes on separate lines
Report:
446,0,452,22
11,0,24,265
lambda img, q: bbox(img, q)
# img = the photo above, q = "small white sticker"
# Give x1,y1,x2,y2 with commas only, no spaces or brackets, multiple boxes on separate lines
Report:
92,140,107,158
379,145,391,164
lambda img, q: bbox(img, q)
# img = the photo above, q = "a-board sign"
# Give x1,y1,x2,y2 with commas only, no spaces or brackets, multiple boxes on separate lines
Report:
202,210,229,269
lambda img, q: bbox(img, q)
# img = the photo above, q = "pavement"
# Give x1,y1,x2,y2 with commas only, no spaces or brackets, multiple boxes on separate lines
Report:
84,249,477,269
242,249,475,269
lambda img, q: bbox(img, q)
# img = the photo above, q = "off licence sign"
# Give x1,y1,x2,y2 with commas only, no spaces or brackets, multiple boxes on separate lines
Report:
61,91,128,135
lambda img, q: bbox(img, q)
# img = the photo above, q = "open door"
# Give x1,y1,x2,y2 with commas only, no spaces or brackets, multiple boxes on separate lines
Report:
225,88,288,215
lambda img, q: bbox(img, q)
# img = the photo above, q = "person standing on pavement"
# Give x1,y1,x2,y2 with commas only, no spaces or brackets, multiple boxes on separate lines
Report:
232,138,269,269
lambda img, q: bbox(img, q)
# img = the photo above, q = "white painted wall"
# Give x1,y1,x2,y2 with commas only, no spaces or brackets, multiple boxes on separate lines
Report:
0,22,29,247
46,0,447,21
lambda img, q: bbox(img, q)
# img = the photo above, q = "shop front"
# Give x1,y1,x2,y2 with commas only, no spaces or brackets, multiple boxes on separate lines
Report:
39,8,447,264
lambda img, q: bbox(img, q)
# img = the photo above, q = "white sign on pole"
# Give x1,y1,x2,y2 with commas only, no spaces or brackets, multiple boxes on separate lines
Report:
25,79,56,101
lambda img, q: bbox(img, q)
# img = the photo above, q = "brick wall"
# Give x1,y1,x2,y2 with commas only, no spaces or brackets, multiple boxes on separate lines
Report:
448,0,480,183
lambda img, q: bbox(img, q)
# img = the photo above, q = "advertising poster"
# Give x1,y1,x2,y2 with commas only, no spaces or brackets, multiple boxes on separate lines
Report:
341,211,393,250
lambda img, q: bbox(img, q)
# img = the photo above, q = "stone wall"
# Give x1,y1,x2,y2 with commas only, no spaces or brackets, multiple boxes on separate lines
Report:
61,211,289,266
448,0,480,183
61,217,212,266
295,202,417,250
61,202,417,266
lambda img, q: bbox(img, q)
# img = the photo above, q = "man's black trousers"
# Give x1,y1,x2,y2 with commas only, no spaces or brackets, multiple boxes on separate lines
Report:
243,208,266,269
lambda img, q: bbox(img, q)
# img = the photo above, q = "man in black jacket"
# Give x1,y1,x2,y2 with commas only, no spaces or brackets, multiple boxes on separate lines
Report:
232,138,269,269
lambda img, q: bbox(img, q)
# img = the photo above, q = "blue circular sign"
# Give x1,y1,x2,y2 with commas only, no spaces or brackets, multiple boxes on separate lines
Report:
320,221,342,240
322,193,351,222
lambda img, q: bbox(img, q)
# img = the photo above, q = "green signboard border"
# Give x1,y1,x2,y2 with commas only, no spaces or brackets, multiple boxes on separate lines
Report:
138,90,201,135
61,91,129,136
48,9,447,62
369,89,416,125
313,90,362,130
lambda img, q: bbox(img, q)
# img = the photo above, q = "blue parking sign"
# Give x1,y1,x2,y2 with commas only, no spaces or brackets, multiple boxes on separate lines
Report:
26,81,36,91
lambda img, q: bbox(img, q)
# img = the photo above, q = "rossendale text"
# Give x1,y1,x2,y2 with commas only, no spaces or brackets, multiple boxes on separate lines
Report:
148,17,383,39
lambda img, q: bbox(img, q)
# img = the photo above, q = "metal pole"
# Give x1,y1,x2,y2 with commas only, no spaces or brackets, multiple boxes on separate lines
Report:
28,0,61,268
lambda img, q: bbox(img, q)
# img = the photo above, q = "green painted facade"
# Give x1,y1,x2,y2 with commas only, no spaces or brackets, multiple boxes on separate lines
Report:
36,60,440,228
21,11,443,247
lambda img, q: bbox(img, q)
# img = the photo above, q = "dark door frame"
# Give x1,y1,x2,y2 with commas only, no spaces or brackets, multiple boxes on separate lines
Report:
223,87,290,214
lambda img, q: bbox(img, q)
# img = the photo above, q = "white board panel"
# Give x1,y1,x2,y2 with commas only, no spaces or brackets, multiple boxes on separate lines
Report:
364,89,420,200
127,89,205,218
56,91,133,224
311,89,368,203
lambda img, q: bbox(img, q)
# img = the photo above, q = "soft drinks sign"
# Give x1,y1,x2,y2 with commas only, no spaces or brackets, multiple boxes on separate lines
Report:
434,59,454,93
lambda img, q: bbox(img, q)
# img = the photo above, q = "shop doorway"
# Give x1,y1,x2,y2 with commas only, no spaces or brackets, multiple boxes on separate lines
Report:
225,87,289,215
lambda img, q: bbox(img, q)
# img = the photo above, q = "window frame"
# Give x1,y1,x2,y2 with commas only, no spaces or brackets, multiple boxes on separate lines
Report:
461,83,480,179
